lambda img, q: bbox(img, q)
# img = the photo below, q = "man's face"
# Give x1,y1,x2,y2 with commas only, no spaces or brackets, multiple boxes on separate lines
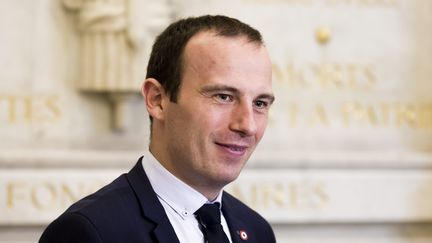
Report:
157,31,274,195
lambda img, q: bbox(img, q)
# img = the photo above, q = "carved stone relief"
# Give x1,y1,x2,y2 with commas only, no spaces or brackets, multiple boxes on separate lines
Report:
62,0,170,131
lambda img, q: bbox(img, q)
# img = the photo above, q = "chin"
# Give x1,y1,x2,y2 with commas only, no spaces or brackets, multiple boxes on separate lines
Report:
218,171,242,185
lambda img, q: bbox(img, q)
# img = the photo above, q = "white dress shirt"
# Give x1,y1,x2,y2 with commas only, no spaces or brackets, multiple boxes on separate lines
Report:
141,151,233,243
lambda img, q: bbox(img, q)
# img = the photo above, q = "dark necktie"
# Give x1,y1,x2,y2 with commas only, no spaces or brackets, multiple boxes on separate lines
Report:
195,203,230,243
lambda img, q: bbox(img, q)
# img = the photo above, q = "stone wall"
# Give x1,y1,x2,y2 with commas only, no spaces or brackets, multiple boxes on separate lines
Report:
1,0,432,242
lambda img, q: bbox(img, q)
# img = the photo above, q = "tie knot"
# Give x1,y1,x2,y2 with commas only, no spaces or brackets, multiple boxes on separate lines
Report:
194,203,221,227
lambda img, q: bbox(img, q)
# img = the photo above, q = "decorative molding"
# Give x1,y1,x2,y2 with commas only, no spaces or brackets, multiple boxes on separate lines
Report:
1,149,432,169
1,168,432,225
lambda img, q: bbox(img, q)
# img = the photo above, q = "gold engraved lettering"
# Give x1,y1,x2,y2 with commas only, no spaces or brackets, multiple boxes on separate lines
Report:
228,185,244,202
367,104,379,126
302,181,328,209
23,96,33,123
273,63,377,91
45,96,62,122
6,181,27,209
309,104,328,126
250,184,259,207
396,104,432,129
282,102,432,130
341,102,355,126
314,182,329,208
31,182,57,210
3,180,109,212
345,64,377,90
60,184,81,206
262,183,286,207
315,63,344,90
418,105,432,129
273,63,308,88
288,181,329,209
346,63,357,89
228,184,259,207
379,103,391,126
228,180,329,210
287,182,298,208
394,104,418,128
363,65,377,90
290,182,306,209
287,63,308,88
8,96,17,123
0,94,62,125
288,182,302,209
342,102,378,127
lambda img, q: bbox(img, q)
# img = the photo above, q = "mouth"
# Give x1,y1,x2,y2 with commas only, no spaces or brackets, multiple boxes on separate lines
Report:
215,142,249,155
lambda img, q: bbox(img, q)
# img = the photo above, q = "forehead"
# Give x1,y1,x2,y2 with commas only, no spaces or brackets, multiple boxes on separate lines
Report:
183,31,266,65
181,31,272,91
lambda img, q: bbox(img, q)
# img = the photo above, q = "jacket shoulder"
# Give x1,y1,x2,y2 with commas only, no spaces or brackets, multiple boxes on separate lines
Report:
39,212,103,243
223,191,276,243
40,173,154,242
223,191,269,224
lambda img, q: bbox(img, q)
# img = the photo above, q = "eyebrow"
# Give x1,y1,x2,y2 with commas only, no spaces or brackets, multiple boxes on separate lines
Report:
200,84,239,94
200,84,275,104
257,94,275,105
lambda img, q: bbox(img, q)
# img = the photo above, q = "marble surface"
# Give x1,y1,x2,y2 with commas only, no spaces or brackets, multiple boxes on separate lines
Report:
1,168,432,225
0,0,432,242
0,0,431,162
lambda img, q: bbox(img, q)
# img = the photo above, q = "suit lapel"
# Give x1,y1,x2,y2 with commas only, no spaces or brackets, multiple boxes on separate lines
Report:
127,157,180,243
222,192,256,243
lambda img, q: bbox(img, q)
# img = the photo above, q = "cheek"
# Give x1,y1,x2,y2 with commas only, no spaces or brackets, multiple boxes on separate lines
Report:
255,116,269,138
173,108,214,140
166,107,195,142
196,106,228,126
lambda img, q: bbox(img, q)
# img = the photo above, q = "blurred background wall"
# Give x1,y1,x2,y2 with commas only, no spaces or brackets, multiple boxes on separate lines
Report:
1,0,432,242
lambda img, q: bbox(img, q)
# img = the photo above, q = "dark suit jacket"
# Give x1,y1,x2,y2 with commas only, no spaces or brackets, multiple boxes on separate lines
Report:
39,157,276,243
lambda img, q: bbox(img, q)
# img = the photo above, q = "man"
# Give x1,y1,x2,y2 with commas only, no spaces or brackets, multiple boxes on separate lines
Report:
40,15,276,243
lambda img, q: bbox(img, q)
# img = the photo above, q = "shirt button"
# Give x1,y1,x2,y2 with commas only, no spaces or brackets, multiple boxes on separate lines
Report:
182,210,189,217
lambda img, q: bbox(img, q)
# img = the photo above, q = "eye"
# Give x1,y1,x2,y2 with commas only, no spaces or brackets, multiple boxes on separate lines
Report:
214,93,234,103
254,100,269,109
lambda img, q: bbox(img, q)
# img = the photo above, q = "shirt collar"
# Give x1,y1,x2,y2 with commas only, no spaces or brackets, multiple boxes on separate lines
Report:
142,151,223,219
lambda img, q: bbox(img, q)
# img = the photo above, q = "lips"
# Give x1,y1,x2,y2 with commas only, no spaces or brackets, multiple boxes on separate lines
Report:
215,142,249,155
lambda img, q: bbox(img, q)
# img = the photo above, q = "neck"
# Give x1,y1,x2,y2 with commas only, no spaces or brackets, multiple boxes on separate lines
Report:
148,145,223,201
196,187,222,202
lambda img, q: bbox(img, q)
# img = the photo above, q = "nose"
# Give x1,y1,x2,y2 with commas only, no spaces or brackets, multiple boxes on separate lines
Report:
229,102,257,137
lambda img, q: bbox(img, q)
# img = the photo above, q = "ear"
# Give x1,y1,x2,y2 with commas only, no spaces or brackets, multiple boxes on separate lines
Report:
141,78,166,121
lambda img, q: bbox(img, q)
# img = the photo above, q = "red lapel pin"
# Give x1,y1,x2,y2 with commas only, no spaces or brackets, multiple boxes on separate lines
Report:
238,230,248,241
